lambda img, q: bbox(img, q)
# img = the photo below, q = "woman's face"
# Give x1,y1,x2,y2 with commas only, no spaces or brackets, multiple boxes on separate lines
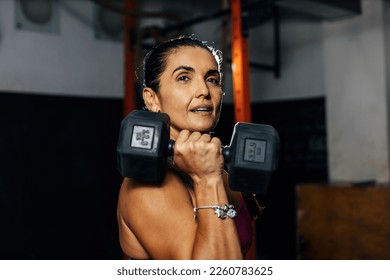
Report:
154,46,223,139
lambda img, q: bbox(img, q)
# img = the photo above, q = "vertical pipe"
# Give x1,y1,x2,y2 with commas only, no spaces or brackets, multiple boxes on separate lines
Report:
123,0,137,116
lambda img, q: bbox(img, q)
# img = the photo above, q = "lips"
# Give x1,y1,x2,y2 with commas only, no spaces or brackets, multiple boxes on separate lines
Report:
190,105,213,113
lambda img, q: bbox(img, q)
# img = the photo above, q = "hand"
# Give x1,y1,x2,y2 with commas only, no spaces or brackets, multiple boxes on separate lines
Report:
173,130,224,183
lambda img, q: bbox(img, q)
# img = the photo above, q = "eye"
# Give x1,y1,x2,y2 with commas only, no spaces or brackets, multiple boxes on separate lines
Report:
177,75,190,82
207,77,220,85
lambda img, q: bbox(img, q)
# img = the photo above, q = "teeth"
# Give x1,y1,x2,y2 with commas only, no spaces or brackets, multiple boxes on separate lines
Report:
192,108,210,112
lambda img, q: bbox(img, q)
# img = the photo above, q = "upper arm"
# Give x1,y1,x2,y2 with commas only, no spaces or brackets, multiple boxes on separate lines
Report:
119,172,197,259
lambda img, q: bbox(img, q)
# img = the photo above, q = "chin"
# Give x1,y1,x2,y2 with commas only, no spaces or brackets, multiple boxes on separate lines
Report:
183,116,219,133
193,123,216,134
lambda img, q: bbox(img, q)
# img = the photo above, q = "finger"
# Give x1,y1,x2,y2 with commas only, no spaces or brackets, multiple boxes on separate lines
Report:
199,133,212,142
210,137,223,154
187,131,202,142
176,129,191,144
210,136,222,146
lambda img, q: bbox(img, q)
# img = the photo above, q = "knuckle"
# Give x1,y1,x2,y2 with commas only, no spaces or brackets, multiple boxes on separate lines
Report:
210,142,220,153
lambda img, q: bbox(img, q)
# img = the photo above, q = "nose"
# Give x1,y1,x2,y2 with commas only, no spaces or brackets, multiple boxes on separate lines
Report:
194,78,210,99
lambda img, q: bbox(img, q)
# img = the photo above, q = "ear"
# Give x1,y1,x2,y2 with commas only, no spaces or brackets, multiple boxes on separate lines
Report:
143,87,161,112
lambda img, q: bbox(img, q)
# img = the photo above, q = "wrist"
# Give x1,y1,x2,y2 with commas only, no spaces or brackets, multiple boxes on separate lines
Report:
193,175,229,206
192,173,221,186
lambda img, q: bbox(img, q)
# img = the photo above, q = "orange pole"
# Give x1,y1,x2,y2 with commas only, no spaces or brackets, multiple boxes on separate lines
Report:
231,0,251,124
123,0,137,116
231,0,256,260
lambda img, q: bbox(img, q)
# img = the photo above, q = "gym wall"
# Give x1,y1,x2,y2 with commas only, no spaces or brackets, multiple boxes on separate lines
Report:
0,92,124,259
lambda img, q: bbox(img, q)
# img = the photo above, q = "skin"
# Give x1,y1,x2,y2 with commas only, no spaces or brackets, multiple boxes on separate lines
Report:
117,46,243,259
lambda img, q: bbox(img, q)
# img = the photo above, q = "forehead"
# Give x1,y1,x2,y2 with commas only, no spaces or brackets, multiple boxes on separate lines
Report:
165,46,218,70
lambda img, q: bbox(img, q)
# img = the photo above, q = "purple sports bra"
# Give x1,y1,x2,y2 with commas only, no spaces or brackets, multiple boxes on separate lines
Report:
234,194,253,256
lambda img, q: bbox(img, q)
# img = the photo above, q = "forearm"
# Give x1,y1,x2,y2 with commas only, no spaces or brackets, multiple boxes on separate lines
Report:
191,176,243,260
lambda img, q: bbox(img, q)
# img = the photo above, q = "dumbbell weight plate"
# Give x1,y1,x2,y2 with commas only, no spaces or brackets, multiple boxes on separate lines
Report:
117,110,171,184
227,122,279,194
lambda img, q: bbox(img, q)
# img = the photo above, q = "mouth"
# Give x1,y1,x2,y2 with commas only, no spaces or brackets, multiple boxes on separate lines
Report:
190,106,213,113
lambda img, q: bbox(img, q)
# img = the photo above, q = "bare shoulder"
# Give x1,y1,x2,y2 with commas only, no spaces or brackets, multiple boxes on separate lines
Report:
117,168,196,259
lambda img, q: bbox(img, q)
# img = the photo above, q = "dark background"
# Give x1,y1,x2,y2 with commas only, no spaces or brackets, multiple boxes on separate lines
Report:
0,92,327,259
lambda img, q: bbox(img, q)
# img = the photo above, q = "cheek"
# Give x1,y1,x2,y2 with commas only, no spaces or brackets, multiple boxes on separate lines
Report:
213,90,223,106
161,94,188,113
166,88,192,107
170,103,183,114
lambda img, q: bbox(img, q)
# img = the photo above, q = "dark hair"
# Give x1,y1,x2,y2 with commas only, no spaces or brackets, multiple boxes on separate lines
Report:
143,35,223,92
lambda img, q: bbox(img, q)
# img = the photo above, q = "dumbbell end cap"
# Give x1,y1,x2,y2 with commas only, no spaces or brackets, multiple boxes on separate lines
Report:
117,110,171,184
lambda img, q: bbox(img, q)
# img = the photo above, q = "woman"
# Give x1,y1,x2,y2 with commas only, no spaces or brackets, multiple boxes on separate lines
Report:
117,36,253,260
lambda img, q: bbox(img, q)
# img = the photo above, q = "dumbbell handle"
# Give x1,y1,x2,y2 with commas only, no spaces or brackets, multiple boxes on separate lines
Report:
167,140,231,162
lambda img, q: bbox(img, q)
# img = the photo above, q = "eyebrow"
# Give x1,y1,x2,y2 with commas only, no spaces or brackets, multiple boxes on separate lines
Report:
172,65,194,76
172,66,220,78
205,69,220,77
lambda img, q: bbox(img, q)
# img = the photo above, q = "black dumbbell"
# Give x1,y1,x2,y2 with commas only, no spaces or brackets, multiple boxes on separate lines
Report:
117,110,279,194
